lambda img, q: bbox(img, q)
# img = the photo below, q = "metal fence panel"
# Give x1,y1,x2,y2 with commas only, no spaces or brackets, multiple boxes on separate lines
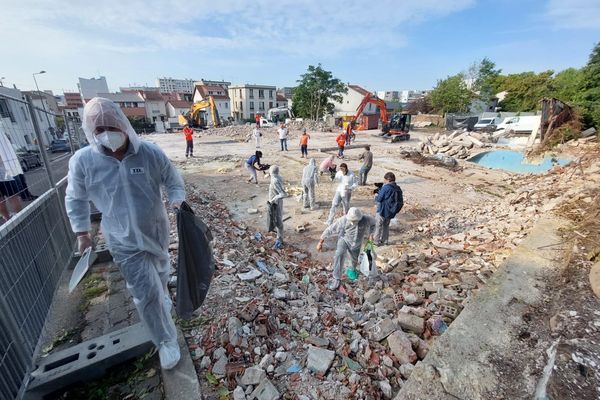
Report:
0,178,73,400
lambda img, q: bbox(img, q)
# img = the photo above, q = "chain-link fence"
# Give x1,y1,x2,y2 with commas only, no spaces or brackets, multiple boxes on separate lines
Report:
0,92,76,399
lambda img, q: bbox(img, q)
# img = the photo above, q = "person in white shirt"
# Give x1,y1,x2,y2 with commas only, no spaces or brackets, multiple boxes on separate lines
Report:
253,124,262,149
326,163,357,225
278,123,288,151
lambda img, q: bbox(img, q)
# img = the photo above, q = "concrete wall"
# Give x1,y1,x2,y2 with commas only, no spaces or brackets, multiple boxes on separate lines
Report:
332,87,376,117
78,77,109,100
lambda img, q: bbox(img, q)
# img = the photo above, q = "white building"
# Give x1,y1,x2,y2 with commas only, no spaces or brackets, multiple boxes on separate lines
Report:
376,91,400,102
332,84,377,117
157,77,195,94
194,80,231,90
193,84,231,125
166,100,192,129
78,76,110,101
400,90,430,104
0,86,53,148
228,84,277,122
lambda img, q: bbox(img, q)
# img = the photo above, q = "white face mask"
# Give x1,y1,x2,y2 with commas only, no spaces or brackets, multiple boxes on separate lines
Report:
96,130,126,152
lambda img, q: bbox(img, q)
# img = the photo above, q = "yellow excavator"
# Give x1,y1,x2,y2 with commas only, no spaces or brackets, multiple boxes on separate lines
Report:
178,96,220,128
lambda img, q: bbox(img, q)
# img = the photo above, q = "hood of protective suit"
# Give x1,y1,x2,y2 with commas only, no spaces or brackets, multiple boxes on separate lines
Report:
269,165,279,176
82,97,141,154
347,207,363,222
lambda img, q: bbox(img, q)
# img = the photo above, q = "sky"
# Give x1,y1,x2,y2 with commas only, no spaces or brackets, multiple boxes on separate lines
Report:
1,0,599,95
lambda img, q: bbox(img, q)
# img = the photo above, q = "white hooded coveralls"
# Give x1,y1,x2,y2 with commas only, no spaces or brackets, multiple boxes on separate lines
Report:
65,97,185,347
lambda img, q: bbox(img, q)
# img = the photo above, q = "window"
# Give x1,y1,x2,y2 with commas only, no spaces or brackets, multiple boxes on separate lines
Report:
240,101,243,110
239,89,242,97
258,89,264,99
225,103,228,108
24,135,31,144
259,102,265,110
269,90,273,99
21,107,28,121
249,89,254,99
269,102,273,109
249,101,254,110
0,99,15,122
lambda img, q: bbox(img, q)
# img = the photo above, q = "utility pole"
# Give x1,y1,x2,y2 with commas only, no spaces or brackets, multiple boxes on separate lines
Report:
26,95,55,188
33,70,56,140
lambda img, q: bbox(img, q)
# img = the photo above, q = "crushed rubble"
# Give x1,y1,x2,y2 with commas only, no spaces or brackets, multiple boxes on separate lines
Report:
418,130,491,159
165,138,600,399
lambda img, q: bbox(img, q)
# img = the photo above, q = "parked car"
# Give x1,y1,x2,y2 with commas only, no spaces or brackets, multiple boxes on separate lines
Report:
16,150,42,172
494,116,541,135
473,117,502,132
49,139,71,153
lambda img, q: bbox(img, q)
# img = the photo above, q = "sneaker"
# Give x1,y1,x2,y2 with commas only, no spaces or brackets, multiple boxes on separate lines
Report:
159,340,181,370
327,279,341,290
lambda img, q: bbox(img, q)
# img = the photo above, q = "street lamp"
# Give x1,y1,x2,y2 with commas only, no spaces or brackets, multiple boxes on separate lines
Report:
32,70,56,139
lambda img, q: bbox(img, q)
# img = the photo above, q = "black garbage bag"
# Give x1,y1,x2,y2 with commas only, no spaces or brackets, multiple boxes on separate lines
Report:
176,201,215,319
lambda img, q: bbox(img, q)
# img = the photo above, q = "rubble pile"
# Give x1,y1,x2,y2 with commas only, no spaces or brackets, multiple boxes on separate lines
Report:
418,130,491,159
166,144,599,399
286,120,333,132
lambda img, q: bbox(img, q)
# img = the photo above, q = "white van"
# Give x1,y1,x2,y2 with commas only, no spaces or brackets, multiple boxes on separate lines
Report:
259,117,274,128
495,116,541,135
474,117,502,131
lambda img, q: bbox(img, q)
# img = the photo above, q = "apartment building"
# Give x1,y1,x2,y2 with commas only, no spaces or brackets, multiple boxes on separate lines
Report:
97,92,146,118
157,77,195,94
228,84,277,122
192,84,230,125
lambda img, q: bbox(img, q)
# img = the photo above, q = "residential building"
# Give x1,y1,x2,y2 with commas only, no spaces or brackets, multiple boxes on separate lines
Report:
228,84,277,122
193,84,231,125
194,80,231,90
276,94,288,109
21,91,58,140
64,92,84,108
400,90,430,105
127,90,167,123
0,86,52,147
97,92,146,118
157,77,195,94
78,76,110,102
332,84,377,117
120,85,160,92
376,91,400,102
277,87,294,99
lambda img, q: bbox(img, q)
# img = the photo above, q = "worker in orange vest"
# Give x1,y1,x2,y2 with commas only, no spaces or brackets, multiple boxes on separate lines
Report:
255,113,261,127
183,125,194,157
336,132,346,159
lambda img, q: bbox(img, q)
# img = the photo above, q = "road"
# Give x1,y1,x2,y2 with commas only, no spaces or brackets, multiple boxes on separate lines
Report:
25,152,72,196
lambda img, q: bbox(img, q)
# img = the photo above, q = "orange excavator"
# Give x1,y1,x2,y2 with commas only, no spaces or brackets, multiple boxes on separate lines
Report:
348,92,410,141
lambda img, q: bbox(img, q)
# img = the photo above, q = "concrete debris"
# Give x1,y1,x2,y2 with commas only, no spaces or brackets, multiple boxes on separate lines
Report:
387,330,417,365
241,366,267,386
250,378,280,400
233,386,247,400
418,130,490,159
306,346,336,374
396,312,425,335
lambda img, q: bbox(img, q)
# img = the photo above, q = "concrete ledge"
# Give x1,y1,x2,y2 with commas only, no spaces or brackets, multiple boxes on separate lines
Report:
395,217,568,400
25,323,153,399
161,328,202,400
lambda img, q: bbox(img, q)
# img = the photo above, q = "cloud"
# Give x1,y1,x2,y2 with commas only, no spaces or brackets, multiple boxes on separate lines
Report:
545,0,600,29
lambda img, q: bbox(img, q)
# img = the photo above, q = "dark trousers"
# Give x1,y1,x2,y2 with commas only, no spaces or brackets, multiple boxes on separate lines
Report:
301,144,308,156
186,140,193,156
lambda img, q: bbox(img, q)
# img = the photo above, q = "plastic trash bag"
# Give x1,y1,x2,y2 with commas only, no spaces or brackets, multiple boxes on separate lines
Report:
359,241,378,277
176,201,215,319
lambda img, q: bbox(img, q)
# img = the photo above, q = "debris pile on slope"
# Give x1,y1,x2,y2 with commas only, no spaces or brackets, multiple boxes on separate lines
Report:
418,130,491,159
166,144,599,399
287,120,333,132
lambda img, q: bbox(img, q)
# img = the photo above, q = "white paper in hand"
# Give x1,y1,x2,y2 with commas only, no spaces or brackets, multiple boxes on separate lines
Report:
69,247,98,293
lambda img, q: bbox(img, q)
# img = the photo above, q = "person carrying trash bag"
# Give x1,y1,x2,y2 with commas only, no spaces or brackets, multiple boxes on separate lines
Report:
65,97,185,370
267,165,287,249
302,158,319,210
176,201,215,320
316,207,376,290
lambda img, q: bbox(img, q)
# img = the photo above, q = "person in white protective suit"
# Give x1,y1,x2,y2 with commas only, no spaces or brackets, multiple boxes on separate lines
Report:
65,97,185,370
325,162,357,225
301,158,319,210
268,165,287,249
317,207,375,290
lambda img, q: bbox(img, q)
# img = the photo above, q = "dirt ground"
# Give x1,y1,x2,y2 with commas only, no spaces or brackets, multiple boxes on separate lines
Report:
147,127,599,399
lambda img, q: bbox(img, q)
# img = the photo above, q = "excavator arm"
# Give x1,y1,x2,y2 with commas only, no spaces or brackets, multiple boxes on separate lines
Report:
186,96,220,128
350,92,389,130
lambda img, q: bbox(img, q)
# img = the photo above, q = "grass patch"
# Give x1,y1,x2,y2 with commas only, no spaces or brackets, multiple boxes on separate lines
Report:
177,315,210,331
83,285,108,300
81,272,108,300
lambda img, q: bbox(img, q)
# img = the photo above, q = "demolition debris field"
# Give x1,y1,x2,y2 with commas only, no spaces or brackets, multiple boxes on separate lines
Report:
148,126,599,400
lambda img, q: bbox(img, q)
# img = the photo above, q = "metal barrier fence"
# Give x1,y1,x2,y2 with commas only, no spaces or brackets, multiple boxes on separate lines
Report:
0,91,76,399
0,178,73,400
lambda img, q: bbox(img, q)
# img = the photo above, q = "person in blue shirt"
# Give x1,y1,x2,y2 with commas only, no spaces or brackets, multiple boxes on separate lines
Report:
245,151,263,184
373,172,403,246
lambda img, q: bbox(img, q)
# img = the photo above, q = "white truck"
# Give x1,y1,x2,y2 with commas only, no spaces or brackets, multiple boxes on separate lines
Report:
494,116,541,135
473,117,503,131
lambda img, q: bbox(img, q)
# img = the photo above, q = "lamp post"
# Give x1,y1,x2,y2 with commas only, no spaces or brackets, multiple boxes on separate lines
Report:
32,70,56,139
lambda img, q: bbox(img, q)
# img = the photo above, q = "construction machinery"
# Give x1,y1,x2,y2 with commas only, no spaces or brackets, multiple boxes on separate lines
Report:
347,92,410,141
178,96,220,128
267,106,294,123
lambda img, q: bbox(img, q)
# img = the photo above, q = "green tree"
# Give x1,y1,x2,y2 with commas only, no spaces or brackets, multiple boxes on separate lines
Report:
496,70,554,111
428,73,473,114
577,42,600,128
291,64,347,120
551,68,583,103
